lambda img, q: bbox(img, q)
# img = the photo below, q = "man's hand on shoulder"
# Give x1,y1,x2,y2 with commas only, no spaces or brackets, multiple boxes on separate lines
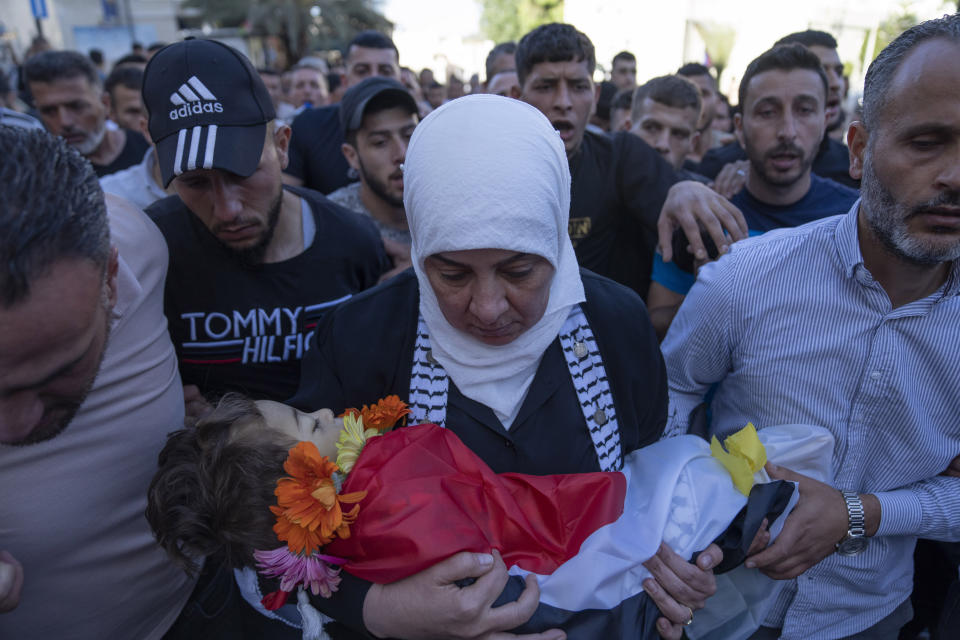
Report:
0,551,23,613
745,463,879,580
362,550,565,640
657,181,747,263
642,542,723,639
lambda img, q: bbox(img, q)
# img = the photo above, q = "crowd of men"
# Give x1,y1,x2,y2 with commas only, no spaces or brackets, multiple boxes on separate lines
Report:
1,12,959,640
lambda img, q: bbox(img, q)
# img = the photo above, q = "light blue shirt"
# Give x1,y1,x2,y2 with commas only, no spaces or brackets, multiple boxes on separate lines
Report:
662,201,960,639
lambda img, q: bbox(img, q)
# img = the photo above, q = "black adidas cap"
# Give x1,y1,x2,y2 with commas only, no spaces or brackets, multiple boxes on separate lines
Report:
143,39,276,187
339,76,418,137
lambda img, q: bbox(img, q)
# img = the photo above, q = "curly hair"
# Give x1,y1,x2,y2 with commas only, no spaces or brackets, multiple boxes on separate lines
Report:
145,394,296,575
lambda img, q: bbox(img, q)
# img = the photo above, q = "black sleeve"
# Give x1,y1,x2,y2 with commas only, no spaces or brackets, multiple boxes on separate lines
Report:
309,573,377,639
289,305,345,412
614,132,678,234
697,142,747,179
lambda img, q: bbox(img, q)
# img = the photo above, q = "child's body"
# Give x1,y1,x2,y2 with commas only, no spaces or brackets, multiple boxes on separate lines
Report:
148,396,834,640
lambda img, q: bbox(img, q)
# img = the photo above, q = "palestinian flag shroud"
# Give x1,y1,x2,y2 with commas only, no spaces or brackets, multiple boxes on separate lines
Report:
326,423,627,582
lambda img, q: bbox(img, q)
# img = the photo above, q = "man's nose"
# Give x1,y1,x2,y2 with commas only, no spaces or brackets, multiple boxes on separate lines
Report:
210,179,244,220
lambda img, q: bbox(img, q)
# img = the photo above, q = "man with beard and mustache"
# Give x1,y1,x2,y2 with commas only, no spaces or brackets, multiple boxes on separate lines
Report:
647,44,858,338
328,77,418,282
25,50,149,177
0,128,197,638
143,40,387,414
661,14,960,639
697,30,858,191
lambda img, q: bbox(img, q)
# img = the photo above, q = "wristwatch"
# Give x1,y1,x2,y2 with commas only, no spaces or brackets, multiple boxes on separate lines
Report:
836,490,869,556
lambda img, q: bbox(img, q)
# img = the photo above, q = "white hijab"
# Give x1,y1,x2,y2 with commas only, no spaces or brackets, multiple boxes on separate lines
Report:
403,95,585,428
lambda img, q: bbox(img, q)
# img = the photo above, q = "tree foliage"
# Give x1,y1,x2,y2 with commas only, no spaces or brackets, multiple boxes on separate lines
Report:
185,0,392,61
479,0,564,44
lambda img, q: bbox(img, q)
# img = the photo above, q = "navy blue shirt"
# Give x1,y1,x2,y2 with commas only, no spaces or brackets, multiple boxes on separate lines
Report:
285,104,353,195
653,174,859,294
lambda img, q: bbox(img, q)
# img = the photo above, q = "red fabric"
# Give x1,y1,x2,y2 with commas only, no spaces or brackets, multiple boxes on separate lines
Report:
325,424,626,584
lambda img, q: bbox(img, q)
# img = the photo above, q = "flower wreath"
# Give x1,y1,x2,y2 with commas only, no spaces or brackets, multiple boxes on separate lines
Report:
254,396,411,611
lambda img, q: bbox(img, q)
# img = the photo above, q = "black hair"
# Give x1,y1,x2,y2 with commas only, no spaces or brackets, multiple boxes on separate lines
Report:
612,50,636,66
327,72,342,94
104,66,143,97
0,128,109,306
112,53,148,69
631,75,701,121
257,67,280,77
611,87,633,112
515,23,595,87
347,30,399,60
594,80,617,121
24,50,101,88
88,48,104,66
738,43,828,109
146,42,167,54
862,13,960,128
485,41,517,80
676,62,711,79
774,29,838,50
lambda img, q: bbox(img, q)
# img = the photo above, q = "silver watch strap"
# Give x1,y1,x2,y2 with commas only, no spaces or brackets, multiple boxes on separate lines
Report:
841,490,865,537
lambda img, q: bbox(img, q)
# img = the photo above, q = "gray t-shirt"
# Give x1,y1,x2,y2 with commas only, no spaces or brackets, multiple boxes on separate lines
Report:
328,182,411,244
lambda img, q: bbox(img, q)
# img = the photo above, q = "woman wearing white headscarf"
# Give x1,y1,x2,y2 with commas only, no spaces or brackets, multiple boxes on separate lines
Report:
291,95,716,640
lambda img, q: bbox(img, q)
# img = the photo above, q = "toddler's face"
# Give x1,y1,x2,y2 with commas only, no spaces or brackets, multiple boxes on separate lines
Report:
253,400,342,458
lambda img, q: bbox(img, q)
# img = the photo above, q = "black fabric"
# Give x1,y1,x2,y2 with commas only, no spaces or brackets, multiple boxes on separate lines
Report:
702,480,795,574
697,135,859,189
147,185,388,401
568,130,677,298
286,104,354,194
93,128,150,177
495,575,662,640
290,268,669,635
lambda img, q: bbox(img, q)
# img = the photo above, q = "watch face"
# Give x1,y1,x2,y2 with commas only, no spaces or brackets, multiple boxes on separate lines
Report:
837,536,869,556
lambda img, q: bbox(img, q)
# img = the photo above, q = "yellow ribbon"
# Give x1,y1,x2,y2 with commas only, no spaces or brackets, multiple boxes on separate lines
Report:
710,423,767,496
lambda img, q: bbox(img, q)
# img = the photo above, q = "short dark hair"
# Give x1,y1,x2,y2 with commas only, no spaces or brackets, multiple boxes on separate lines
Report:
88,48,104,66
611,87,633,112
485,41,517,81
612,50,636,66
112,53,148,69
738,43,828,109
862,13,960,128
257,67,280,77
347,30,399,60
774,29,838,50
147,42,167,54
146,394,294,574
104,66,143,98
631,75,701,121
0,128,109,307
676,62,711,79
327,72,342,94
24,50,101,88
516,23,595,87
594,80,617,121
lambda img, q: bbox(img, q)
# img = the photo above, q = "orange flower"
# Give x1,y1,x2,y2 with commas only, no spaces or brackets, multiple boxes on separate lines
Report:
340,396,411,432
270,441,366,554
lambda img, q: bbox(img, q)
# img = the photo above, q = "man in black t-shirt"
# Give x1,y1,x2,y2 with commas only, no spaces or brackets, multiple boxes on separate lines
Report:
284,31,402,194
142,40,387,413
513,23,746,298
25,50,149,177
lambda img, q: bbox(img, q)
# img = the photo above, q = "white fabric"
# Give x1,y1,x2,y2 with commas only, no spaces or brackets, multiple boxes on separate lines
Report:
100,148,169,212
507,424,833,626
403,95,585,427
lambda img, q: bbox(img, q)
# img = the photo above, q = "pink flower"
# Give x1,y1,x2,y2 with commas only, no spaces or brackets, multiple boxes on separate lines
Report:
254,547,345,598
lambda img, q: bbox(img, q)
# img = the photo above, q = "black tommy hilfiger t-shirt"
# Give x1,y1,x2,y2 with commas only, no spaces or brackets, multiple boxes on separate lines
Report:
147,185,388,401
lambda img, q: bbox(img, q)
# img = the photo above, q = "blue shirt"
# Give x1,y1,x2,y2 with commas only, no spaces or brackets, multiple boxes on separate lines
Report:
652,174,859,294
662,202,960,639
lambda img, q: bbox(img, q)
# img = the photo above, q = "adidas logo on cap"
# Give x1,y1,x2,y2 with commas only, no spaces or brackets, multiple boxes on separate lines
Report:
168,76,224,120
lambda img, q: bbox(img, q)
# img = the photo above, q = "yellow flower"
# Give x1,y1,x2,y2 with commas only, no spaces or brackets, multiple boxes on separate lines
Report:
335,412,379,474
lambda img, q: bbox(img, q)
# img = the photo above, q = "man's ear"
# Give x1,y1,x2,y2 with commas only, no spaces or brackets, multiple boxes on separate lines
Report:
104,247,119,311
621,117,632,132
273,124,292,170
341,142,361,172
734,112,744,149
847,121,868,180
